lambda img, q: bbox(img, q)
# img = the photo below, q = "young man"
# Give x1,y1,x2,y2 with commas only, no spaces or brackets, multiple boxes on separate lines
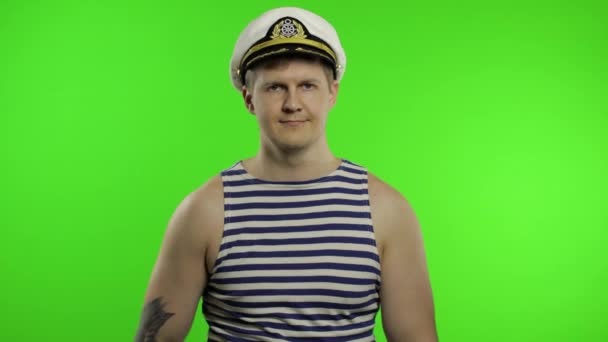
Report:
135,7,438,342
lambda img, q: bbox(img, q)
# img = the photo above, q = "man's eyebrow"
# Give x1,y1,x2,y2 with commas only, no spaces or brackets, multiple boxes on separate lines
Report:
260,79,321,87
300,79,321,84
261,81,285,86
262,78,321,86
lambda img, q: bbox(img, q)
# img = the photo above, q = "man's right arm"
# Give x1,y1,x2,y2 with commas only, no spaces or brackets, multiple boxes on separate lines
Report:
134,177,221,342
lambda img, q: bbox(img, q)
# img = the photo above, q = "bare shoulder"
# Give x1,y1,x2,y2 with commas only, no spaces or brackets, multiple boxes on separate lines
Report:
367,171,406,206
367,171,413,225
164,174,224,271
367,171,437,340
189,174,225,272
367,171,418,257
189,174,224,215
174,174,223,227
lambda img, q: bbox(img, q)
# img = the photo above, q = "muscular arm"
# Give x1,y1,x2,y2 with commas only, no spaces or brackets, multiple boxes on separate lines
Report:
370,174,438,341
135,297,176,341
135,178,221,342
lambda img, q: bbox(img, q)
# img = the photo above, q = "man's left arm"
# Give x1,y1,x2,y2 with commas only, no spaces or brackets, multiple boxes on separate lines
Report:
379,193,438,341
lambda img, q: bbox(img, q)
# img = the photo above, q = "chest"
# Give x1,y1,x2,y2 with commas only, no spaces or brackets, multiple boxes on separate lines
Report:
202,187,383,323
203,176,388,275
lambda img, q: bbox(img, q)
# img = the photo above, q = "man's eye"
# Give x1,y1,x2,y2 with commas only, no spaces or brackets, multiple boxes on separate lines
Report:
267,84,282,91
302,83,315,89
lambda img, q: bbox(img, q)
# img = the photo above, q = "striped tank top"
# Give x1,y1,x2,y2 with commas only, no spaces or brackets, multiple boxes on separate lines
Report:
202,158,382,341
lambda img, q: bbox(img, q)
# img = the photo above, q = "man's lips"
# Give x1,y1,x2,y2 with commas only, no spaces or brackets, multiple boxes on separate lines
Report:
280,120,308,126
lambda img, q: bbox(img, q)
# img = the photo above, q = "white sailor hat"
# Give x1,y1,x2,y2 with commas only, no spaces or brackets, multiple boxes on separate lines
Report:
230,7,346,91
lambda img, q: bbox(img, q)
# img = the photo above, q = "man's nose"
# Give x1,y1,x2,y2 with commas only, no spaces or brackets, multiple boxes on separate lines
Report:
282,88,302,113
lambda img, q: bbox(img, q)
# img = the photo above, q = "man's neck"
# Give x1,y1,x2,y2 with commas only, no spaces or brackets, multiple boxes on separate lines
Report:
243,151,342,182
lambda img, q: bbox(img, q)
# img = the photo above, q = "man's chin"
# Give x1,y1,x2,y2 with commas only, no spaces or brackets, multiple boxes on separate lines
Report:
275,140,311,153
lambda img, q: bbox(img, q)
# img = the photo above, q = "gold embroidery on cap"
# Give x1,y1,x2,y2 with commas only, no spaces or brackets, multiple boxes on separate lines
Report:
240,17,337,72
271,18,307,39
243,38,336,65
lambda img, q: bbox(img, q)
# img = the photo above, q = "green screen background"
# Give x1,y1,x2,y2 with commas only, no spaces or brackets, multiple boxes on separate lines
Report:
1,0,607,341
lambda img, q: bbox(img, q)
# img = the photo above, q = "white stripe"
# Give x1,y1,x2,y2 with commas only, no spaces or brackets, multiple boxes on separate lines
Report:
207,319,286,342
206,307,378,329
209,292,379,305
225,191,368,205
217,256,380,269
224,179,366,192
351,334,378,342
226,204,369,217
211,282,377,292
205,295,379,320
224,216,373,229
220,229,375,244
207,312,376,339
206,330,228,342
212,269,379,280
216,242,379,256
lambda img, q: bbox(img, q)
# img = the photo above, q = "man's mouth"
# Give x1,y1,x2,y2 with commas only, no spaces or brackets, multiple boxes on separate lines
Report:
280,120,308,126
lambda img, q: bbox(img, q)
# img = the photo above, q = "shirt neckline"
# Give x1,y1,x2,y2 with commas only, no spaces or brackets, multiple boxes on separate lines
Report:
237,158,346,186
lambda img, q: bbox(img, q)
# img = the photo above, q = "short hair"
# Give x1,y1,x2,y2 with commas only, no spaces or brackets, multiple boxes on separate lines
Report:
244,54,335,90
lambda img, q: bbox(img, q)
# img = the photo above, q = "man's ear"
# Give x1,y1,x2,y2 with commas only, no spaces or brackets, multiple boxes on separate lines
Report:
242,86,255,114
329,80,340,108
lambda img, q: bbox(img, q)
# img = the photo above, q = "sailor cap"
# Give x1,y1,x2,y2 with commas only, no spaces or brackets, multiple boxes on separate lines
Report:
230,7,346,90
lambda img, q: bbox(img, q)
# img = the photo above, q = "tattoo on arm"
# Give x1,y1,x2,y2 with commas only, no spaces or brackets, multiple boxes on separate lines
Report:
135,297,176,342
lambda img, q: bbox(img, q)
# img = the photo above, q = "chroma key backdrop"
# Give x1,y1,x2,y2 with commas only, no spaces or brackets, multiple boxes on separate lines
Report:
1,0,607,341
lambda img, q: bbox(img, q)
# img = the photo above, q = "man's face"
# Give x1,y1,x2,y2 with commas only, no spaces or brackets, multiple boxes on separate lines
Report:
242,59,339,153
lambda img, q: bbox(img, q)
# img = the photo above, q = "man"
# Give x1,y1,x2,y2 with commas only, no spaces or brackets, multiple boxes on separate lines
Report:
135,7,438,342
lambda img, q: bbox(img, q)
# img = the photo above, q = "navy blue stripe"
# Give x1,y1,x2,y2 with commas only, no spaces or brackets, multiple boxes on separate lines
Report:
226,198,368,210
216,296,378,310
291,329,374,342
209,319,375,342
207,321,284,341
221,223,373,237
208,332,255,342
223,169,247,176
203,299,379,322
205,311,376,333
215,249,380,266
207,327,258,342
219,236,376,251
225,187,365,198
207,286,378,299
215,262,380,275
225,210,371,224
209,275,379,286
224,175,362,187
342,164,366,174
